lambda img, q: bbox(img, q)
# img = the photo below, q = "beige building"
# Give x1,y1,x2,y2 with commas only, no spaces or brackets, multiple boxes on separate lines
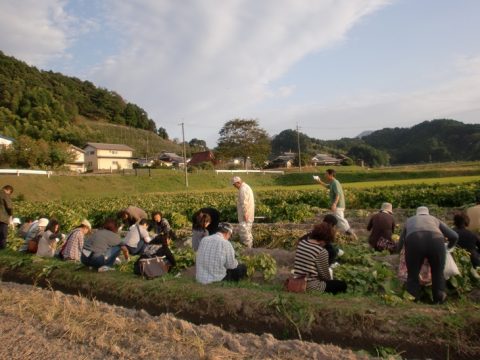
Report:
84,142,135,171
66,145,86,173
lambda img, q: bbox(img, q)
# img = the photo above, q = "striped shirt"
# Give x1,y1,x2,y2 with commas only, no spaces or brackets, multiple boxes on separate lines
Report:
293,239,331,292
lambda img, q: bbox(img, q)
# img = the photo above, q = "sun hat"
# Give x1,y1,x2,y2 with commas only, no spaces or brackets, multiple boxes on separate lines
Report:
80,219,92,230
380,202,393,214
217,222,233,234
416,206,429,215
231,176,242,185
12,217,21,225
38,218,49,227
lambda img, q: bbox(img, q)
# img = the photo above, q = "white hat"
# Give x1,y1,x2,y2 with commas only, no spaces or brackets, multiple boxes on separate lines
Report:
80,219,92,230
416,206,429,215
231,176,242,185
380,202,393,214
38,218,49,227
12,217,21,225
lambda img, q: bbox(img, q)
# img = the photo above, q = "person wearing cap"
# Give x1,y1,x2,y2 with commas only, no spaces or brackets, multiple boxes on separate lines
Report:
232,176,255,248
466,192,480,233
398,206,458,304
195,222,247,284
0,185,14,250
314,169,357,241
59,219,92,261
367,202,396,252
36,219,62,258
20,217,49,252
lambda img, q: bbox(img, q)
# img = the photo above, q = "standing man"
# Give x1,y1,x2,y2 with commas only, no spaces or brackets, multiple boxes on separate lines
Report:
195,222,247,284
0,185,14,249
315,169,357,240
466,192,480,233
232,176,255,248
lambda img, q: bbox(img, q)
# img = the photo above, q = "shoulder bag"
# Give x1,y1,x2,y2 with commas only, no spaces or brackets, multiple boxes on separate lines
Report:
283,275,307,293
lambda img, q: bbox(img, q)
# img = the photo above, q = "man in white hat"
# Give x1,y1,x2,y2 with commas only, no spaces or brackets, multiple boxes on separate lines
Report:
232,176,255,248
367,202,396,252
60,219,92,261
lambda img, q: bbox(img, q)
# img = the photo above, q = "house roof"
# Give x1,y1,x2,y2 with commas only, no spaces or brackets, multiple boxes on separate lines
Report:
189,151,215,166
85,142,134,151
0,134,14,142
312,153,342,162
69,145,85,153
158,152,184,162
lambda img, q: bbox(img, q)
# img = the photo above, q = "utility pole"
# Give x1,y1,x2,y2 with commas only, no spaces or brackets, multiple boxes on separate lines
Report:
179,122,188,188
296,123,302,172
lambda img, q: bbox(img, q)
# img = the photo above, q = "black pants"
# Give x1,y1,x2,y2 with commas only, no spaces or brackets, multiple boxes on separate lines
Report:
405,231,446,303
223,264,247,282
0,222,8,249
325,280,347,294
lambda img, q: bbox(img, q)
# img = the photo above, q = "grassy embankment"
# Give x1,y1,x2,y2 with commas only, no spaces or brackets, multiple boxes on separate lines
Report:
2,161,480,202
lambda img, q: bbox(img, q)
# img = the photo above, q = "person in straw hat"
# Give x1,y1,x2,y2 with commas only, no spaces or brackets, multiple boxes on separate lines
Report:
59,219,92,261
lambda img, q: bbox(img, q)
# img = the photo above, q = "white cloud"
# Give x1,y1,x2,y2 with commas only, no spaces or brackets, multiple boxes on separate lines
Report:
261,55,480,139
0,0,74,65
86,0,389,142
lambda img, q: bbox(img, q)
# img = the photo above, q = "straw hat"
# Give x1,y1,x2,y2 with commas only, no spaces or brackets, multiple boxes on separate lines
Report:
380,202,393,214
416,206,429,215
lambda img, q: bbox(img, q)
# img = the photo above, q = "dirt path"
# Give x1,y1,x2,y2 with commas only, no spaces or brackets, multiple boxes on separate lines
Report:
0,281,371,360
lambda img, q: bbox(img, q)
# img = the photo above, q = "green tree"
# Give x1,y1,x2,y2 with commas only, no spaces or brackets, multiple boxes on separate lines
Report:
216,119,271,168
189,138,208,153
271,129,311,156
347,144,390,167
157,127,169,139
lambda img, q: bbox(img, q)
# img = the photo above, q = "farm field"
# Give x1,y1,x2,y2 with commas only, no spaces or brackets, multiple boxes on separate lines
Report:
2,161,480,202
1,165,480,359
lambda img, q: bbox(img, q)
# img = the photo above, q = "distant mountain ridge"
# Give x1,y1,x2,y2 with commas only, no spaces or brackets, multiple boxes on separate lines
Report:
362,119,480,164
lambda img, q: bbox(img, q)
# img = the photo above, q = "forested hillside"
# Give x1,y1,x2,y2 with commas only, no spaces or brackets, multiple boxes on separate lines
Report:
363,119,480,164
0,51,162,146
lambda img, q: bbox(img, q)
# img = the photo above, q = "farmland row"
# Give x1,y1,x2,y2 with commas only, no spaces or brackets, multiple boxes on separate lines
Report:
14,181,480,231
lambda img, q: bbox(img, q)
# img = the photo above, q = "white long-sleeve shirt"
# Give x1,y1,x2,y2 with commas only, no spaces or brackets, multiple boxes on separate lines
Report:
237,183,255,223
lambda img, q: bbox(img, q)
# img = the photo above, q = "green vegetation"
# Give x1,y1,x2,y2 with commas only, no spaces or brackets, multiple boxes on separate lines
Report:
8,180,479,239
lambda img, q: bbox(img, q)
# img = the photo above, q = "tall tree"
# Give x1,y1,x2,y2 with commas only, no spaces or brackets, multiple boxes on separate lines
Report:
189,138,208,153
216,119,271,168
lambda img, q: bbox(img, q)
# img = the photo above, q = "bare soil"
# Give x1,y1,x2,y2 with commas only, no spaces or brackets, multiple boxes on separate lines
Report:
0,281,369,360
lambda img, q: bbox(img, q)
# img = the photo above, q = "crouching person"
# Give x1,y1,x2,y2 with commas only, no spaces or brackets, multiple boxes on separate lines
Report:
123,219,152,257
81,218,125,272
196,222,247,284
293,222,347,295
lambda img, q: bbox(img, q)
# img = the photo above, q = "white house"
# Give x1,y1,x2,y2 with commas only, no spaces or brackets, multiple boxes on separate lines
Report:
84,142,135,171
0,135,14,148
66,145,86,173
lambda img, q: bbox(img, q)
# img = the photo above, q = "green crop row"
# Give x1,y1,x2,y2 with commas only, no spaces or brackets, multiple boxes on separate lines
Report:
13,181,480,232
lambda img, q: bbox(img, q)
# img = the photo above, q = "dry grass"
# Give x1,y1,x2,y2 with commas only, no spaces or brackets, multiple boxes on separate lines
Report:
0,281,369,360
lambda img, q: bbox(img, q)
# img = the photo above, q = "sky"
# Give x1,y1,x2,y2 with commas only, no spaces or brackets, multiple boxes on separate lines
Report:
1,0,480,147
